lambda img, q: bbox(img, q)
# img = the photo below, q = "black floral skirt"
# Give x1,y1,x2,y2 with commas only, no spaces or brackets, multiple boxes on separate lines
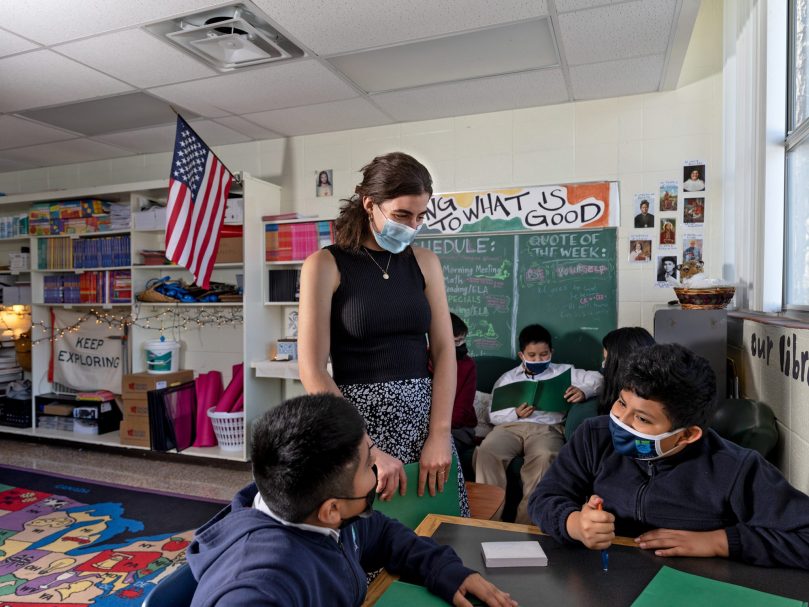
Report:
340,377,470,517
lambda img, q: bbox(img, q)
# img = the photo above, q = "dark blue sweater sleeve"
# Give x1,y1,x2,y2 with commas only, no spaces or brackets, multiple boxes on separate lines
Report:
725,450,809,569
528,420,597,542
357,513,475,603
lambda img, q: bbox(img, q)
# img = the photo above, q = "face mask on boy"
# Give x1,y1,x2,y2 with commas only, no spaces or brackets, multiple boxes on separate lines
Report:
608,413,684,461
335,467,378,529
524,360,551,375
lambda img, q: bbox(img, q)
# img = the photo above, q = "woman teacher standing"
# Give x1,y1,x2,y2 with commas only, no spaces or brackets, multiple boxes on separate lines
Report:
298,152,469,514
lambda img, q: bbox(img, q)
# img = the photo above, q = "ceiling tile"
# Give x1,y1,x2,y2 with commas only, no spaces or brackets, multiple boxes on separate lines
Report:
186,120,253,145
555,0,626,12
0,0,236,45
0,116,79,150
0,156,37,173
149,60,360,116
0,50,133,113
371,69,569,123
56,28,217,88
558,0,675,66
94,124,176,153
213,116,283,139
1,139,134,167
252,0,549,56
0,28,38,57
243,98,392,136
569,55,664,100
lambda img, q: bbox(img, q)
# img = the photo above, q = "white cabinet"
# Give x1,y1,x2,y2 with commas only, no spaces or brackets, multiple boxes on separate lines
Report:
0,175,282,462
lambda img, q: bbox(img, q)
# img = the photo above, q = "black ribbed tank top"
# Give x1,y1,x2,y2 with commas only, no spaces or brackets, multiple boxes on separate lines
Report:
326,244,431,385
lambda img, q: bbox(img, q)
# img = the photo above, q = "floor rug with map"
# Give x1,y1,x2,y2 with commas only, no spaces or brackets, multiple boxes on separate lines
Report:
0,464,227,606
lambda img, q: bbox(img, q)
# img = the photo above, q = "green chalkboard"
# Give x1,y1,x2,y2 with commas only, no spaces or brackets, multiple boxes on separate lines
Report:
417,228,616,371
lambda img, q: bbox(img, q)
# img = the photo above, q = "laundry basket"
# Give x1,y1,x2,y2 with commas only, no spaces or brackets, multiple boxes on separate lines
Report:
207,407,245,451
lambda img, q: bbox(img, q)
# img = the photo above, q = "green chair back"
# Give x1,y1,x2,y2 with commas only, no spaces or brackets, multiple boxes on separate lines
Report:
711,398,779,459
374,456,460,529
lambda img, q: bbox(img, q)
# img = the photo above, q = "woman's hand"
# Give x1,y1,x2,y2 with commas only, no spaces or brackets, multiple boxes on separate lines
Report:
418,434,452,497
372,447,407,501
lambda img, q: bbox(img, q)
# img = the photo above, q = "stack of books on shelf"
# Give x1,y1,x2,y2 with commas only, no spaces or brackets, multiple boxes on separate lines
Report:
37,238,73,270
0,334,23,396
267,269,300,302
109,202,131,231
0,214,29,239
29,199,112,235
265,220,334,262
72,234,131,268
44,270,131,304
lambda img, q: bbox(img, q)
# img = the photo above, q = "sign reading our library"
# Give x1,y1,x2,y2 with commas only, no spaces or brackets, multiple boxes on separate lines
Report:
422,181,619,235
52,308,123,393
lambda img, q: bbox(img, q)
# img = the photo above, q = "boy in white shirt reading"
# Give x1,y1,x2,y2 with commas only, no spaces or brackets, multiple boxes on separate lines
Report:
475,324,603,524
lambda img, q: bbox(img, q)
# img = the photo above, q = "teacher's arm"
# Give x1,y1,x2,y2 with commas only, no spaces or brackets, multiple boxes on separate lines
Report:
298,249,341,396
414,247,456,497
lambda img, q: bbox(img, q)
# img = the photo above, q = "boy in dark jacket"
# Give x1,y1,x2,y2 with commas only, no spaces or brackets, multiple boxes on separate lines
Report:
529,343,809,570
187,393,516,606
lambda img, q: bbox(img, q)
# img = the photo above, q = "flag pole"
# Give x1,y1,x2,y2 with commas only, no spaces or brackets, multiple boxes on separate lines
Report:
168,107,242,184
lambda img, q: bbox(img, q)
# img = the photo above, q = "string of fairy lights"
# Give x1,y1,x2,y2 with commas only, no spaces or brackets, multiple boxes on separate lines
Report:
24,306,244,346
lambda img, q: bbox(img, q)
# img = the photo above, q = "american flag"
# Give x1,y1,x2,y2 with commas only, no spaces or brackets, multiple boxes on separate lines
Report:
165,115,234,289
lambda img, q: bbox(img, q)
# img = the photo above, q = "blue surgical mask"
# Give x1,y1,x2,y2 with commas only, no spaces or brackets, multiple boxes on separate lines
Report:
608,413,684,461
370,209,421,254
524,360,551,375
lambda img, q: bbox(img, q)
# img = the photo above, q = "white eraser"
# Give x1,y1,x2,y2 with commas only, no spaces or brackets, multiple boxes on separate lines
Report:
481,541,548,567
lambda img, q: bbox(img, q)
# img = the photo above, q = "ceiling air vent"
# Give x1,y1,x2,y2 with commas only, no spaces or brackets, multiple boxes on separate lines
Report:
145,2,304,72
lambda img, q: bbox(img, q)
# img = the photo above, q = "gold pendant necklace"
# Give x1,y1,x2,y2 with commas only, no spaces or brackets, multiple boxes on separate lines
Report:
363,247,392,279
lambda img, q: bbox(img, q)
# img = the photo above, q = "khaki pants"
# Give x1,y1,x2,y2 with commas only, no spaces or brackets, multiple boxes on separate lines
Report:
474,422,565,524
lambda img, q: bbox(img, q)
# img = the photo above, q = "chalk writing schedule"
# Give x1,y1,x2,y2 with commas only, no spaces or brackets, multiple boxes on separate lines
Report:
417,228,616,370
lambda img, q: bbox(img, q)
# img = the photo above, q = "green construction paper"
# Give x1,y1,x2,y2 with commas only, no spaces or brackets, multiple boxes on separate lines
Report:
490,369,572,413
631,567,808,607
374,581,450,606
374,457,460,529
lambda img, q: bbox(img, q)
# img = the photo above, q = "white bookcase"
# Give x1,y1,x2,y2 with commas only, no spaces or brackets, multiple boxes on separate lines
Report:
0,174,281,462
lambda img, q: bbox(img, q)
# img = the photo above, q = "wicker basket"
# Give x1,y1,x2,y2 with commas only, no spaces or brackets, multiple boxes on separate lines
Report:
673,286,735,310
207,407,245,451
136,287,179,303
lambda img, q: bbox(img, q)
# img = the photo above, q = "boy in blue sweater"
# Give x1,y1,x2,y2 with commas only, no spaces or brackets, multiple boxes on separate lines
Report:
187,393,516,606
529,343,809,569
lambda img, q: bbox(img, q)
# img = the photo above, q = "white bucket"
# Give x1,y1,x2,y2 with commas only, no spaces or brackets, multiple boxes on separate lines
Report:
144,339,181,374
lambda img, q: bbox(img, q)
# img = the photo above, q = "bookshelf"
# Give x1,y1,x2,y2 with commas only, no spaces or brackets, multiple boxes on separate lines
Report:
0,175,281,462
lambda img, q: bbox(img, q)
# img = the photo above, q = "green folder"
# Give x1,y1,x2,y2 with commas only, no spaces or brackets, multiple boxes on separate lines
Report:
374,581,449,606
373,457,460,529
631,567,808,607
490,369,572,413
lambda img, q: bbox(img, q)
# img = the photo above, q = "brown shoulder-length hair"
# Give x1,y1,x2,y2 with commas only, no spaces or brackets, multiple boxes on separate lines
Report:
334,152,433,251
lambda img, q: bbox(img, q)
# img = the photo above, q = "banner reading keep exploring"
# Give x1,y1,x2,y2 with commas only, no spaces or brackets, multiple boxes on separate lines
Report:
51,308,124,392
422,181,618,234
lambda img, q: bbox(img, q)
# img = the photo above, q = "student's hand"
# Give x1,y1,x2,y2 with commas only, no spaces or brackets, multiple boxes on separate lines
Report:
635,528,729,558
453,573,518,607
418,434,452,497
566,495,614,550
372,447,406,501
564,387,586,403
515,403,535,418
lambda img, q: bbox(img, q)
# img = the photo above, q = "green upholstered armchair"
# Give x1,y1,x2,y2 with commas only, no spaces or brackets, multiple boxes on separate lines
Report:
711,398,779,459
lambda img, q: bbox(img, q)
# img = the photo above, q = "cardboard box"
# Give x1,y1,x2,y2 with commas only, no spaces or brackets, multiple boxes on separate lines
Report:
122,370,194,397
119,417,150,448
215,236,243,263
42,403,75,416
122,397,148,418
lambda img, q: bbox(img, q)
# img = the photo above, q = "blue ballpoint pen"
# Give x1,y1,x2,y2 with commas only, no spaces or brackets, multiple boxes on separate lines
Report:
597,502,609,571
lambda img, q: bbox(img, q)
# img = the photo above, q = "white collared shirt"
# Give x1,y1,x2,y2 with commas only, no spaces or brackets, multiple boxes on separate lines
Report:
253,491,340,543
489,362,603,426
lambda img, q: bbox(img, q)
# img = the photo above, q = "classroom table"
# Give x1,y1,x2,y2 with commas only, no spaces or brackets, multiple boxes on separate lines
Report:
364,515,809,606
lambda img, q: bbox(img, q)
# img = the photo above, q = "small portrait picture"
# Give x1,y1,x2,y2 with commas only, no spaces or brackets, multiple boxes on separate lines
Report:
683,236,703,262
633,193,655,228
316,169,333,198
682,162,706,192
659,181,678,212
683,197,705,224
659,218,677,246
628,238,652,263
657,255,679,283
